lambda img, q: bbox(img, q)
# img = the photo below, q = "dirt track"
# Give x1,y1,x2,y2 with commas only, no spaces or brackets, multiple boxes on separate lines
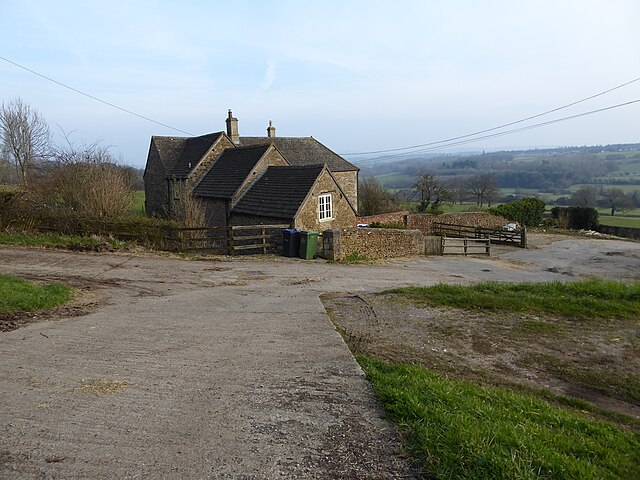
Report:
1,234,638,478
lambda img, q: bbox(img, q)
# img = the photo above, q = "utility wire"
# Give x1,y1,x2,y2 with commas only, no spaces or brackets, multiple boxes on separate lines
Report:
2,55,638,162
0,55,196,136
353,98,640,165
342,76,640,156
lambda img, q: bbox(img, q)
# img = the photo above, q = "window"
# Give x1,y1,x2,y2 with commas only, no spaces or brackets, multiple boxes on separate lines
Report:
318,193,333,221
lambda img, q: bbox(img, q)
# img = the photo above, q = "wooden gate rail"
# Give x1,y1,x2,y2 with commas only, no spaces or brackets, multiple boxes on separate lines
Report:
441,236,491,256
161,224,289,255
434,222,526,248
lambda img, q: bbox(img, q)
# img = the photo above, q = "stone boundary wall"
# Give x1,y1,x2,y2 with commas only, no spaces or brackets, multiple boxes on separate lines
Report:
322,227,423,261
356,211,409,225
353,211,510,239
405,212,508,235
595,224,640,240
433,212,509,229
406,214,437,234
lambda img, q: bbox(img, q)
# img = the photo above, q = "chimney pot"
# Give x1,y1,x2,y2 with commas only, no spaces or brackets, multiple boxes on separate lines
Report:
226,110,239,144
267,120,276,138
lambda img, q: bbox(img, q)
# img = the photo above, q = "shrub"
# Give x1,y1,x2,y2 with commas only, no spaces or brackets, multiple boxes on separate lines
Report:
551,207,599,230
490,198,545,227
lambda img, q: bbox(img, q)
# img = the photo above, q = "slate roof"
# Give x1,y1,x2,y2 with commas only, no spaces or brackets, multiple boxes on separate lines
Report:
152,132,224,179
193,144,272,199
239,137,358,172
232,164,325,219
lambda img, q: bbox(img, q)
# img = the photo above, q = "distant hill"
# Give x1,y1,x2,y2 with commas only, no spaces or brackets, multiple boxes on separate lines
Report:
359,143,640,200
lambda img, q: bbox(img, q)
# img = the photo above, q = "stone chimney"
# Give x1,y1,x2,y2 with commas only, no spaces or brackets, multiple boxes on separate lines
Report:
226,109,239,144
267,120,276,138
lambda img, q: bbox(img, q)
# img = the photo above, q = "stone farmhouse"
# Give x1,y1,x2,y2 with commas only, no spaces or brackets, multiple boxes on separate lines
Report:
143,111,359,230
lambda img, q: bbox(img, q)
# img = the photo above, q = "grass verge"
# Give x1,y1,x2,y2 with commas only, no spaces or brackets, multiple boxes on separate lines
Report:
598,215,640,228
0,274,73,314
359,356,640,479
0,232,129,250
388,279,640,320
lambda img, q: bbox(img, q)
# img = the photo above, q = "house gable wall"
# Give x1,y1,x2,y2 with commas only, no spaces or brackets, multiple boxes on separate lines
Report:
331,170,358,212
294,169,356,231
144,141,169,217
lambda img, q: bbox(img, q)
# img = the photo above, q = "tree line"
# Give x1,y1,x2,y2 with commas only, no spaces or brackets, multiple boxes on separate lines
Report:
358,172,500,216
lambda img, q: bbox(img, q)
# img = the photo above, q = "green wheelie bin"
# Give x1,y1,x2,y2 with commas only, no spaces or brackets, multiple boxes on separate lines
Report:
298,230,319,259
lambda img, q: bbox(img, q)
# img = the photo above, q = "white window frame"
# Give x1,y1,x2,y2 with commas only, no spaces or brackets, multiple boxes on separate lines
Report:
318,193,333,222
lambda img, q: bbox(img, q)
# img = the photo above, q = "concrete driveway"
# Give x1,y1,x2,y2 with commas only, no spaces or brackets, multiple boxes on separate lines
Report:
1,234,638,478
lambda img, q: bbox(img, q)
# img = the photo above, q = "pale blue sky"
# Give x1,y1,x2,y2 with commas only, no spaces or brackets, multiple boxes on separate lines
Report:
2,0,639,167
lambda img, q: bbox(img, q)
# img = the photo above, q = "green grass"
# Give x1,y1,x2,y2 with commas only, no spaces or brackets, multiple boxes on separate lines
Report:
598,215,640,228
359,357,640,479
129,190,146,217
0,232,128,249
389,279,640,320
0,274,73,314
374,173,413,187
569,183,640,194
526,353,640,404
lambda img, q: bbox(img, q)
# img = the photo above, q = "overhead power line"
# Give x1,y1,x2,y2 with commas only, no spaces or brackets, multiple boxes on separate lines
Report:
352,98,640,165
2,55,638,162
0,55,196,136
341,76,640,156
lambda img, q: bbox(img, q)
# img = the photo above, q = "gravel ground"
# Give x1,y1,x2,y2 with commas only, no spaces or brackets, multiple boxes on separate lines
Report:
0,233,638,478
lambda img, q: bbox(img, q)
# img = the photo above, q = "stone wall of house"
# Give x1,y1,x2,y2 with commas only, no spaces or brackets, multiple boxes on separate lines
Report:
323,227,424,261
202,198,229,227
358,211,410,225
144,143,169,218
295,170,357,231
331,171,358,213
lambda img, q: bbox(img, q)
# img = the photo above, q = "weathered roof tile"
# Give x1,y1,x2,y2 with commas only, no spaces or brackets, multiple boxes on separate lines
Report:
231,164,325,219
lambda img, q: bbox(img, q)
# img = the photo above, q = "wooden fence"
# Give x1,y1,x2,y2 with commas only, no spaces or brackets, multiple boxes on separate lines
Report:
434,222,526,248
441,236,491,256
160,224,288,255
27,216,289,255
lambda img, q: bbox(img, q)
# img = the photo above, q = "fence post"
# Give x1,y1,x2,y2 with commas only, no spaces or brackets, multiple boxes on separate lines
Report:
261,227,266,254
228,227,234,256
521,226,527,248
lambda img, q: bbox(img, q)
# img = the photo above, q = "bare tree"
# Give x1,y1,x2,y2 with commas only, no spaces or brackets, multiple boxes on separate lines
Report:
598,188,634,216
447,176,471,205
170,181,206,228
358,177,398,216
0,98,51,187
412,172,452,212
570,186,598,207
469,174,499,207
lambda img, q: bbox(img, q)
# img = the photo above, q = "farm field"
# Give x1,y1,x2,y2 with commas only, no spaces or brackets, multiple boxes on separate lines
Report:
130,190,145,216
598,215,640,228
324,278,640,478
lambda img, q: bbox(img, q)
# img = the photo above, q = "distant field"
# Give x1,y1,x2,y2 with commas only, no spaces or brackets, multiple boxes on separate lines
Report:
374,173,413,188
598,215,640,228
570,183,640,194
130,190,145,216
